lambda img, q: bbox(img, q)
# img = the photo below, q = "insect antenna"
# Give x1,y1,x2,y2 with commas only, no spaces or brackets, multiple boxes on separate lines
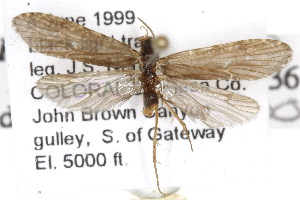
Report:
138,17,155,38
139,26,149,37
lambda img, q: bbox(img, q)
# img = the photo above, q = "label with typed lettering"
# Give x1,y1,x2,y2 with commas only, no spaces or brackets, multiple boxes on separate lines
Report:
268,35,300,128
3,0,270,194
0,5,11,129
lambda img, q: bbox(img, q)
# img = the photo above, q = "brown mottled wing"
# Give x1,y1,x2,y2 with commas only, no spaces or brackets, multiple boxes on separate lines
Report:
158,39,292,80
12,12,139,68
159,76,259,128
36,70,142,112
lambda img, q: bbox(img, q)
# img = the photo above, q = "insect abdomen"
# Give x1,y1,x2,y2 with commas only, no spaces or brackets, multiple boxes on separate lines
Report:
141,69,159,117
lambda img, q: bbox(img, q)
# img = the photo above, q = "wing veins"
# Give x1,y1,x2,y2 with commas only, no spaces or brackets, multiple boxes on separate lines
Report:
167,81,223,125
13,13,140,68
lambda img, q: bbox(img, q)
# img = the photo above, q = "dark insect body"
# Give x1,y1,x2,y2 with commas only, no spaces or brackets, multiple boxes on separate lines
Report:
139,36,160,117
12,12,293,195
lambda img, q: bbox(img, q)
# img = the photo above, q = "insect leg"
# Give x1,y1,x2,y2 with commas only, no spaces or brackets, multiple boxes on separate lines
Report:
153,107,166,195
162,99,194,152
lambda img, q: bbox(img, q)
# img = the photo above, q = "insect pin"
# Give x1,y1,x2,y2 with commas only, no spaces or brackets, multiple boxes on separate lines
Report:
13,12,292,195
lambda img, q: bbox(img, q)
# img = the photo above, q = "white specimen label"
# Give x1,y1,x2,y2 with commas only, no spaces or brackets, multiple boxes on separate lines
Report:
3,0,269,194
0,5,11,129
268,35,300,128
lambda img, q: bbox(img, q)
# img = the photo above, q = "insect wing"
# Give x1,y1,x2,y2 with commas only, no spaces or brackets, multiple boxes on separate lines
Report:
36,70,142,112
158,39,292,80
13,12,140,68
159,76,259,128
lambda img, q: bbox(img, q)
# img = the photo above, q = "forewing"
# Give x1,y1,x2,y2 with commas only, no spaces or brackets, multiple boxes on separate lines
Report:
36,70,142,112
158,39,292,80
159,76,259,128
13,12,140,68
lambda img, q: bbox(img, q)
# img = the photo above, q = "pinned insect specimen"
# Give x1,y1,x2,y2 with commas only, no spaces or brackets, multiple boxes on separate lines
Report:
12,12,292,195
